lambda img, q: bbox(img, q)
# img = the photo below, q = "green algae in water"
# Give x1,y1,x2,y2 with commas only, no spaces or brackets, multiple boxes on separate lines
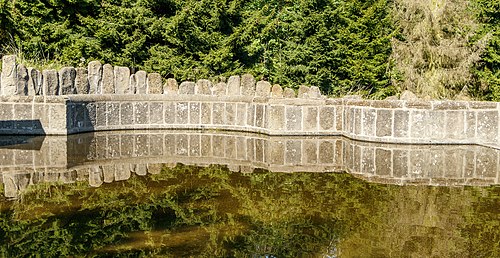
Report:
1,164,499,257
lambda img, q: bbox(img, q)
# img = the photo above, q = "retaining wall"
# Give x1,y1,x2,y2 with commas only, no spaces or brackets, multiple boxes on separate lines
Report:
1,55,499,149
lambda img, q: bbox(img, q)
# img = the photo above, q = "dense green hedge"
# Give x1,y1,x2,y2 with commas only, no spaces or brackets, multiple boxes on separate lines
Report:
0,0,497,98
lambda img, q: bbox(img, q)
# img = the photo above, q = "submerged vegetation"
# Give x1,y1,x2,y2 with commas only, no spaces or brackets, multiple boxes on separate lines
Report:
0,0,498,99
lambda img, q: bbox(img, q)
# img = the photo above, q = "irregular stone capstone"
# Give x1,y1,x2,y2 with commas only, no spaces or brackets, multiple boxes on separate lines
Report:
75,67,89,94
1,55,17,96
88,61,102,94
59,67,77,95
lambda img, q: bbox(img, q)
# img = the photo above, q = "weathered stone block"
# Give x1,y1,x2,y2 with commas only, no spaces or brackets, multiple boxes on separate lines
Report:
246,138,255,160
335,106,343,132
134,102,149,125
283,88,296,98
49,105,66,129
115,164,131,181
201,102,212,124
309,86,322,99
361,108,376,136
286,106,302,131
212,82,227,95
1,55,17,96
59,67,76,95
164,102,175,124
106,102,120,126
268,105,285,131
241,74,255,96
445,111,465,139
226,103,236,125
247,104,255,126
147,73,163,94
256,81,271,97
476,151,498,178
114,66,130,94
236,103,246,126
465,111,476,139
101,64,114,94
120,102,134,125
16,64,28,95
258,138,267,162
201,135,212,156
225,136,237,159
227,75,240,95
88,60,102,94
27,68,43,96
129,74,137,94
285,140,302,164
318,107,334,131
196,79,212,95
75,67,89,94
13,104,33,130
175,102,188,124
410,110,426,138
236,136,246,160
394,110,409,138
269,140,284,164
189,102,200,124
304,107,318,131
392,150,408,177
304,140,318,164
42,69,59,95
179,81,195,94
376,109,392,137
213,135,224,157
426,111,446,140
85,102,97,128
164,78,178,94
319,141,334,164
96,102,106,127
375,148,391,176
476,111,498,143
189,134,201,156
361,147,375,174
134,134,150,156
298,85,310,98
150,134,164,156
353,108,361,135
213,103,225,125
135,71,147,94
255,104,264,128
150,102,164,124
271,84,283,98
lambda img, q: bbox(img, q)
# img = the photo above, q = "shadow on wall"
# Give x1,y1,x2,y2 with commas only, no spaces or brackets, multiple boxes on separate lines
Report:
0,119,45,138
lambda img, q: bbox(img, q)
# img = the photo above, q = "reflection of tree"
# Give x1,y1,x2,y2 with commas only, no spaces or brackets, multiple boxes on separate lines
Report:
0,164,498,256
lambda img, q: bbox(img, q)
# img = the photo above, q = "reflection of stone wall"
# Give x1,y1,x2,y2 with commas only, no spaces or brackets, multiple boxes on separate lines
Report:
1,131,499,198
1,55,499,148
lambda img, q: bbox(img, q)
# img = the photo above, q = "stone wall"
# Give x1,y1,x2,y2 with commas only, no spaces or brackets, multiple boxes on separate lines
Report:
1,55,499,149
1,130,499,198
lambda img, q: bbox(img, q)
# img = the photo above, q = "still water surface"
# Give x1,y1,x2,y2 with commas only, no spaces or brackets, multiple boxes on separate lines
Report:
0,131,499,257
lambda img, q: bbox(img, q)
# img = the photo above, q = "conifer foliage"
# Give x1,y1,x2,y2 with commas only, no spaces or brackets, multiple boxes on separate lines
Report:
0,0,497,98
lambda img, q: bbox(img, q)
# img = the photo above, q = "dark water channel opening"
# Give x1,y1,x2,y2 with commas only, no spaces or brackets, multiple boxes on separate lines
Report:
0,130,499,257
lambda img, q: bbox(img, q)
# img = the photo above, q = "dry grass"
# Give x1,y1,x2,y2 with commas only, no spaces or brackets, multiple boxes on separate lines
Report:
390,0,489,99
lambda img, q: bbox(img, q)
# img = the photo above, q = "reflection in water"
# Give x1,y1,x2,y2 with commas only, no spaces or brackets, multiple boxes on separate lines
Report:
0,164,499,257
0,131,499,256
1,130,499,198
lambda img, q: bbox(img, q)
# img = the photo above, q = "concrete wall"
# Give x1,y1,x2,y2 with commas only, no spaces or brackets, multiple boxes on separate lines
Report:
1,55,499,149
2,130,499,198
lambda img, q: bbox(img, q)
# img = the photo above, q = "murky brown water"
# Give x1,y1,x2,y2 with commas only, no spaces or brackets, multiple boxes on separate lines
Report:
1,130,499,257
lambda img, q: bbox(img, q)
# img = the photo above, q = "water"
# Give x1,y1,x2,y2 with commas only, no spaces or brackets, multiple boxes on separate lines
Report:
0,131,499,257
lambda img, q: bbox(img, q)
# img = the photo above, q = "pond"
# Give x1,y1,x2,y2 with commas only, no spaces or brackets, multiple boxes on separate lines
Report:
0,131,499,257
